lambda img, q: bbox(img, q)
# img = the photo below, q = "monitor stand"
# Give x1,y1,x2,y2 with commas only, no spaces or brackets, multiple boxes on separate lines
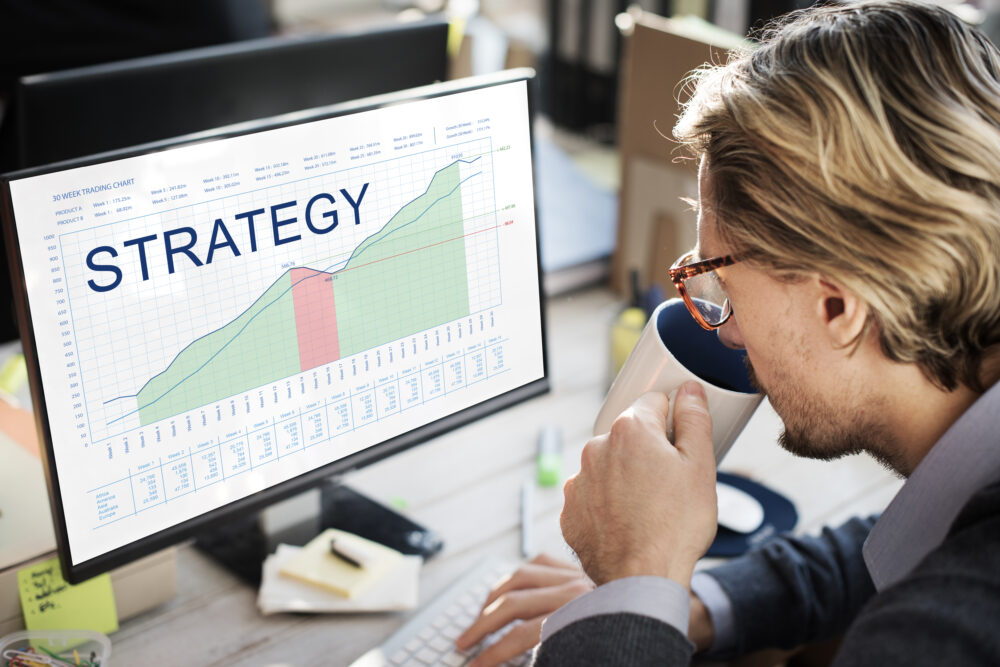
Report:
194,478,444,585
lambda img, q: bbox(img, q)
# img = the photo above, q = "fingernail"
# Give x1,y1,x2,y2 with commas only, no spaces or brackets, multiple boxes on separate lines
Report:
681,381,706,399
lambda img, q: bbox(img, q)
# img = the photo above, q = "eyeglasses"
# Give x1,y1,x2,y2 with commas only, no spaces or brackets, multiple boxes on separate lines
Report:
668,251,739,330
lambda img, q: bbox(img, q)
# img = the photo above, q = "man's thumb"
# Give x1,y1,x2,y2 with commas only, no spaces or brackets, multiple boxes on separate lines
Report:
673,381,713,458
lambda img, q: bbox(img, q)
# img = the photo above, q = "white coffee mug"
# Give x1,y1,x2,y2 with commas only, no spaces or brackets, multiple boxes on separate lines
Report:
594,299,763,463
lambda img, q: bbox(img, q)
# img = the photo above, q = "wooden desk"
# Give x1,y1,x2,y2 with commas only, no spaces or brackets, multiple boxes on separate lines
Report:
110,287,901,665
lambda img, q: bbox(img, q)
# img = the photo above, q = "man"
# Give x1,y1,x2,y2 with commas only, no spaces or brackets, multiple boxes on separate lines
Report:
456,1,1000,664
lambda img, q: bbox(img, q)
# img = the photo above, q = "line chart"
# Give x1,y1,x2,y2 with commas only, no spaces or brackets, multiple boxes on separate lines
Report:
97,156,494,430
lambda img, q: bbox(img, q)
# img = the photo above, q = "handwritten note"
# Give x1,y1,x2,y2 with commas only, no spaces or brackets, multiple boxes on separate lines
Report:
17,557,118,634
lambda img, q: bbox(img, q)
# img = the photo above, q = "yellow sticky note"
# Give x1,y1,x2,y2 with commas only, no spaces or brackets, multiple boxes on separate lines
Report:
18,558,118,634
279,529,403,599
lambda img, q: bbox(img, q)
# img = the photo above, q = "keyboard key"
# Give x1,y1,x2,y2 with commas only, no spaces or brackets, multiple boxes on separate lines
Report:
445,604,462,617
414,647,442,664
441,653,467,666
390,649,411,665
441,625,463,641
404,639,422,653
432,615,450,629
429,636,452,652
418,627,436,641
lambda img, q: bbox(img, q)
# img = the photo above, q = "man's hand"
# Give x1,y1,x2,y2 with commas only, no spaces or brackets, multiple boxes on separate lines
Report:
455,554,594,667
560,383,718,587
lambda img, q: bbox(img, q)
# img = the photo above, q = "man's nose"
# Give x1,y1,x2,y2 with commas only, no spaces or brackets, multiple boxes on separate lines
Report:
717,316,745,350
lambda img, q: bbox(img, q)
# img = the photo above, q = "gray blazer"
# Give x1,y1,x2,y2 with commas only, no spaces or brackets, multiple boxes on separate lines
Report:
533,479,1000,666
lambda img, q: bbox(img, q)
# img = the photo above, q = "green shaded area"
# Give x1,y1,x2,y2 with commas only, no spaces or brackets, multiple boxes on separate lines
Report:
138,273,301,424
333,163,470,356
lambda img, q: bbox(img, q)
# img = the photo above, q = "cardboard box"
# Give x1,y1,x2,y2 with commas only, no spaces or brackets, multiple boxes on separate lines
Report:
613,10,745,294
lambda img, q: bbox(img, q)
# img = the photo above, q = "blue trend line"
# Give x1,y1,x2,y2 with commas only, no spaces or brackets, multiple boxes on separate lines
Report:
103,394,136,404
105,157,482,426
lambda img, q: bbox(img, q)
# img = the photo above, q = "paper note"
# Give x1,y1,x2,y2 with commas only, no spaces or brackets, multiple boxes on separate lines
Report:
278,529,403,599
259,544,420,615
18,557,118,634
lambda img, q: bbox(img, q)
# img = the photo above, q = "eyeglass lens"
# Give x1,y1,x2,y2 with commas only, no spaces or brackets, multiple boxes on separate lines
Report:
684,270,731,326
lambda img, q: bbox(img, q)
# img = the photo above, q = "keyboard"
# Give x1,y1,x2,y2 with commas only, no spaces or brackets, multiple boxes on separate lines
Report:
349,557,533,667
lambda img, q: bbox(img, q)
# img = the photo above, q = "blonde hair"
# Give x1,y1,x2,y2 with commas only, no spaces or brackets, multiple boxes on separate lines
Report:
675,0,1000,392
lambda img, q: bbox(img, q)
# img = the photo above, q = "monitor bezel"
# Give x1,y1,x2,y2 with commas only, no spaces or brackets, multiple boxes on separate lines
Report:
0,69,549,583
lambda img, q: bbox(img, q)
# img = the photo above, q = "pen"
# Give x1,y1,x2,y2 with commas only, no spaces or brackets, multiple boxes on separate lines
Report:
329,539,365,568
520,479,534,559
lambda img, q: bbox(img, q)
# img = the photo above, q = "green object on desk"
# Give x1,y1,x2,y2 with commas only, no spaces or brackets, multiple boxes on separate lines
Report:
17,557,119,635
536,452,562,487
536,424,563,487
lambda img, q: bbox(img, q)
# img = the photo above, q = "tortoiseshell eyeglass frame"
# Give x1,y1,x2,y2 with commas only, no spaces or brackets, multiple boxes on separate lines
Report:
668,251,740,330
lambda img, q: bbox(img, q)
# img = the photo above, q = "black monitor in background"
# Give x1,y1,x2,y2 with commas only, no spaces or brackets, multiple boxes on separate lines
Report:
1,70,547,583
0,19,449,344
13,19,449,169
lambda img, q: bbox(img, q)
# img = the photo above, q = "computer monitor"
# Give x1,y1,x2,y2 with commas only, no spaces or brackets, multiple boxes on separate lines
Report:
12,19,450,169
0,70,547,583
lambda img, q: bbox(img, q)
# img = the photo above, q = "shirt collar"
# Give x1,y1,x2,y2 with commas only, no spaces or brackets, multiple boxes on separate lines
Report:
863,380,1000,590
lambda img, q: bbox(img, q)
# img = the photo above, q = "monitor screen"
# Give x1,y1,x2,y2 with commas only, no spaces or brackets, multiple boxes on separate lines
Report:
1,72,547,582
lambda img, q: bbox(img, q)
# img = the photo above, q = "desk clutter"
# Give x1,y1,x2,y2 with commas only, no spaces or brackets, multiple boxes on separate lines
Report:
257,529,422,615
0,629,111,667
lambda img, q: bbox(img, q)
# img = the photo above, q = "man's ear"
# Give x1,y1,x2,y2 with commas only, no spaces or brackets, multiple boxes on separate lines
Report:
814,276,868,348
